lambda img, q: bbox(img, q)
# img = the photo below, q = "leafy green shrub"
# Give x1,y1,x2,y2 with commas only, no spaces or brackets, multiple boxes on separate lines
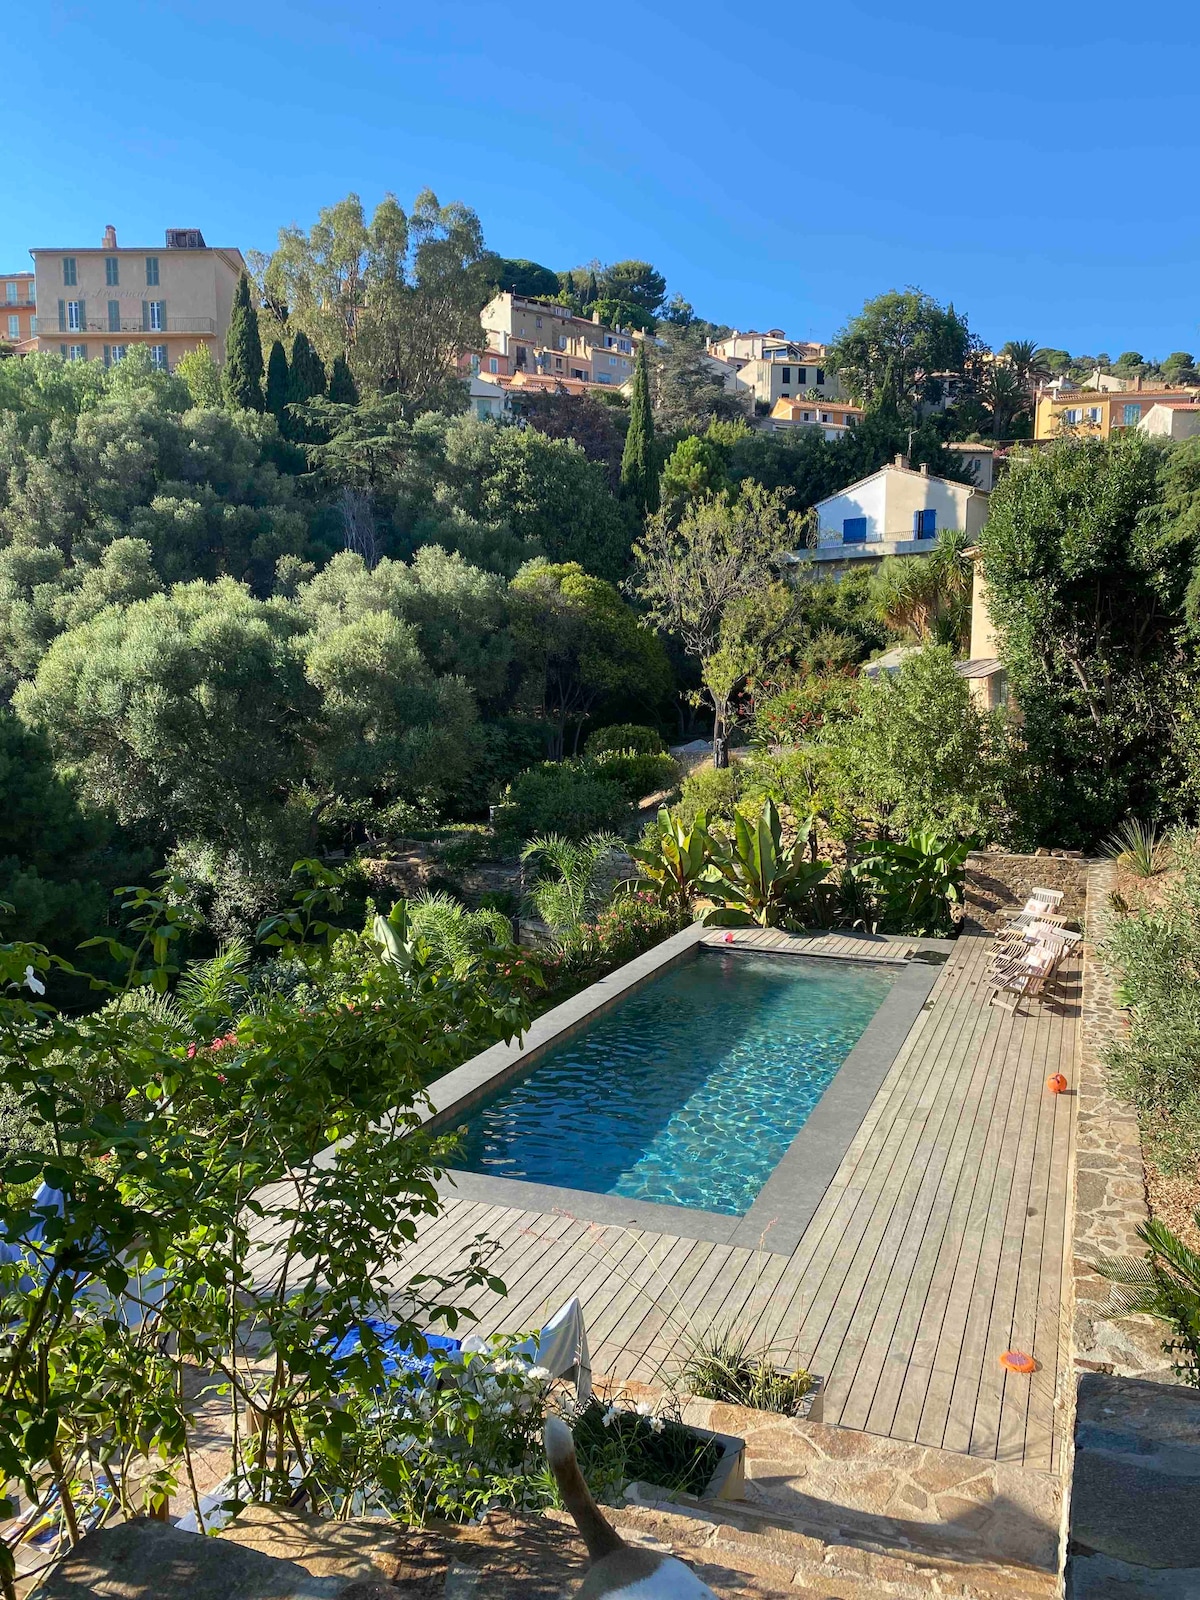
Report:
495,762,629,840
701,799,830,928
1104,833,1200,1170
570,1396,720,1499
674,763,749,830
588,748,680,802
853,831,971,936
587,723,667,756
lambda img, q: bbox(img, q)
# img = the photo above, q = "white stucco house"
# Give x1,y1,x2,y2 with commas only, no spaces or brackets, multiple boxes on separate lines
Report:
1137,401,1200,442
796,456,989,565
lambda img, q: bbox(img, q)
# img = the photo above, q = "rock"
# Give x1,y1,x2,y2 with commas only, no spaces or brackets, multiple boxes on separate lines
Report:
37,1518,346,1599
217,1505,401,1581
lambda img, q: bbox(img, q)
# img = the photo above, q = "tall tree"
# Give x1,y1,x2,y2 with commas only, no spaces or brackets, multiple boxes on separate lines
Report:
288,329,327,404
265,339,289,419
601,260,667,315
621,342,658,515
222,274,265,411
632,481,800,766
980,434,1190,847
827,289,970,413
262,189,489,411
327,352,359,404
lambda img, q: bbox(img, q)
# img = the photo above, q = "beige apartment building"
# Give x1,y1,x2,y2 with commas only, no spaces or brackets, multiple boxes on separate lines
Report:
28,225,247,371
1,271,36,350
479,292,640,388
707,328,843,409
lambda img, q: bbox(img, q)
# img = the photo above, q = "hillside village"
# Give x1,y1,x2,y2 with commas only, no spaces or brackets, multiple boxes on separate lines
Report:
2,197,1200,1600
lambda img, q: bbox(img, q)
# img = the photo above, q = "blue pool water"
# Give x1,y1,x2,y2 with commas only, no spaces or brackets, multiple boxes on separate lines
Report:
453,951,896,1216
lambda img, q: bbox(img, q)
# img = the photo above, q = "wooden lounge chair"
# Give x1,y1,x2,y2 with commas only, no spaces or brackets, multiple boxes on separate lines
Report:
987,938,1062,1013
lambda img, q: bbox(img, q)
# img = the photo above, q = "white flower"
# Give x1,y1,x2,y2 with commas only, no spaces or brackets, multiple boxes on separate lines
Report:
649,1416,665,1434
635,1401,653,1417
527,1365,551,1382
601,1405,619,1428
23,965,45,997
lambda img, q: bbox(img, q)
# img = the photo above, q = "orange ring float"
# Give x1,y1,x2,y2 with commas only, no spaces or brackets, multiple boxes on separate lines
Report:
1047,1074,1068,1094
999,1350,1038,1374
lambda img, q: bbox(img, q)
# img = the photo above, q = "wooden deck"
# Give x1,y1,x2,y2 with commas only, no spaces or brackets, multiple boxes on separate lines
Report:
401,930,1080,1472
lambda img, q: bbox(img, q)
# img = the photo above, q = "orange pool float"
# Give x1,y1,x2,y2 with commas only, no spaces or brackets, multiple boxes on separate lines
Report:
1047,1073,1069,1094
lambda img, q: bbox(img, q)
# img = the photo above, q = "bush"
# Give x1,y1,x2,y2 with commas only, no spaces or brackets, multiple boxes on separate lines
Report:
587,723,667,756
495,762,629,841
588,748,680,801
674,763,750,830
1103,832,1200,1171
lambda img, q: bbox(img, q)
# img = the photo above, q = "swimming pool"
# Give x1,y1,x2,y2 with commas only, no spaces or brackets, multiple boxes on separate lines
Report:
452,950,897,1216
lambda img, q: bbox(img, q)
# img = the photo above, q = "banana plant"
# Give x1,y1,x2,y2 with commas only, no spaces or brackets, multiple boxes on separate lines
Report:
855,830,971,936
700,798,830,928
628,807,713,918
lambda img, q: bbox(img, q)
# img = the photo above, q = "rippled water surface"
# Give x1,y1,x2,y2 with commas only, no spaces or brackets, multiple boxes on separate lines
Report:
454,951,896,1215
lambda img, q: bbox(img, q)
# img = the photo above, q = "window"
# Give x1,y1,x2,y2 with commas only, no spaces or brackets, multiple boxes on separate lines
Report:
1087,407,1102,424
815,367,825,385
557,336,567,350
802,411,811,421
67,301,82,331
108,300,121,332
781,391,789,399
554,357,563,370
488,356,498,374
6,315,18,340
1064,408,1081,424
821,412,829,422
150,345,168,370
105,257,119,286
62,257,77,286
148,301,164,331
781,367,791,384
913,508,937,539
596,373,612,384
843,516,867,544
571,368,586,380
535,316,543,327
1123,402,1142,425
609,354,617,366
619,338,631,353
102,344,127,367
4,283,16,304
68,344,87,361
515,346,527,368
145,257,159,286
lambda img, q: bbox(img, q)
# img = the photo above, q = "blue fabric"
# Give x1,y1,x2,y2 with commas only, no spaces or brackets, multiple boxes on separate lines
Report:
0,1184,68,1293
325,1319,461,1385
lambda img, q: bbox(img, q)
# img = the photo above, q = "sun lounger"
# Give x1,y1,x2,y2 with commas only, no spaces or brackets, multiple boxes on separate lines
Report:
987,938,1062,1013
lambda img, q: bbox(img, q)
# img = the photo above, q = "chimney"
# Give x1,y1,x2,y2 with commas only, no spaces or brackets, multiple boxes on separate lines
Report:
592,310,601,324
102,224,117,249
894,452,909,469
919,462,930,476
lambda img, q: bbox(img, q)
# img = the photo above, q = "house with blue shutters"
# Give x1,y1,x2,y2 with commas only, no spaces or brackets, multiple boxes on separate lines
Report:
796,454,989,565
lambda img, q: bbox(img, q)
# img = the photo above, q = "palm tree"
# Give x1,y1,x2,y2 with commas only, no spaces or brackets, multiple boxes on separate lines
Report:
521,833,626,939
1001,339,1049,391
981,362,1026,438
870,529,972,648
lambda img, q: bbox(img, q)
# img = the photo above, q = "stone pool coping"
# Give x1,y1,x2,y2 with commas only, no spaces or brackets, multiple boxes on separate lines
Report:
422,924,946,1255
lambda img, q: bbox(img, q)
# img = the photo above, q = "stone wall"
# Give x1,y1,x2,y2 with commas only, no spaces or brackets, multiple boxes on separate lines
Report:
965,851,1092,930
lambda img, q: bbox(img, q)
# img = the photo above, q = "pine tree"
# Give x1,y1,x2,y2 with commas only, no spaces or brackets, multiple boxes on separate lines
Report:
620,341,658,515
265,340,289,419
222,274,264,410
327,353,359,405
288,330,327,405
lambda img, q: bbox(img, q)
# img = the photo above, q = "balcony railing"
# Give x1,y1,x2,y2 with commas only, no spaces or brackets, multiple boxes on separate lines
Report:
62,316,217,336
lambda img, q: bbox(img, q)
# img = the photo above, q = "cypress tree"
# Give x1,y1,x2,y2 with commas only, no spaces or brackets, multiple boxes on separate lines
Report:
222,274,264,410
265,339,289,419
586,269,599,308
288,330,327,405
620,341,658,515
327,353,359,404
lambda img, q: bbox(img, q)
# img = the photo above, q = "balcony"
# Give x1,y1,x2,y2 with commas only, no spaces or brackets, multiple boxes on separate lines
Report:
64,316,217,336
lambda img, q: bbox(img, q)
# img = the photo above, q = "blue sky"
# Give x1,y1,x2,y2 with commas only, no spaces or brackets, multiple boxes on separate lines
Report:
9,2,1200,358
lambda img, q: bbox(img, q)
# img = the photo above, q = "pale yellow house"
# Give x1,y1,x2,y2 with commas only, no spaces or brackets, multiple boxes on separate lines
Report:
1034,379,1200,441
1,271,36,351
708,330,843,408
29,225,247,371
768,396,862,437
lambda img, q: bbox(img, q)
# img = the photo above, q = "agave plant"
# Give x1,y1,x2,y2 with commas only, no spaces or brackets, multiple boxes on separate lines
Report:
1105,818,1165,878
628,807,712,918
1091,1211,1200,1386
700,798,829,928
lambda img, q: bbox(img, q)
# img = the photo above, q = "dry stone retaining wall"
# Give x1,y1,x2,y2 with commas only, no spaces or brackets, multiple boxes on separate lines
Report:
965,851,1091,930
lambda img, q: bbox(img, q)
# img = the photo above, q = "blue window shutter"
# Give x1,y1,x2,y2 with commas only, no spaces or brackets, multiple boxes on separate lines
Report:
108,300,120,332
142,301,150,332
843,517,867,544
60,343,67,357
58,299,66,331
913,511,921,537
78,298,86,332
927,508,936,535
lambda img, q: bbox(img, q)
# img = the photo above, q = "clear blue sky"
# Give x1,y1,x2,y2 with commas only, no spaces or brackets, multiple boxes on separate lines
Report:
9,2,1200,359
